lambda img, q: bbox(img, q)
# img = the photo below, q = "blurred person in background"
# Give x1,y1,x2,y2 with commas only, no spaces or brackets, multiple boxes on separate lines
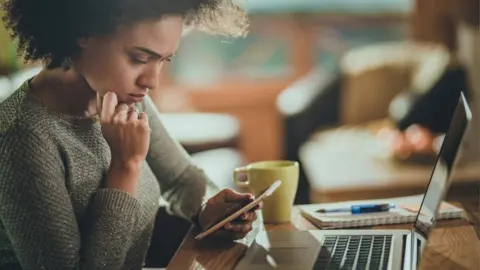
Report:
383,0,479,164
0,0,259,269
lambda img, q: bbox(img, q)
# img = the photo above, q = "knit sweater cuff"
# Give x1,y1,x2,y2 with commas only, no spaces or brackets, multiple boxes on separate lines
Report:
94,189,141,218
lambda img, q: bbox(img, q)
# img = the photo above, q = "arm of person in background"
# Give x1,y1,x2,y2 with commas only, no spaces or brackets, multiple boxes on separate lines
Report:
378,124,443,160
0,122,141,270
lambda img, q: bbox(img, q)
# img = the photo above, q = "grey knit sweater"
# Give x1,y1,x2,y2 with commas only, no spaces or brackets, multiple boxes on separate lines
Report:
0,81,217,269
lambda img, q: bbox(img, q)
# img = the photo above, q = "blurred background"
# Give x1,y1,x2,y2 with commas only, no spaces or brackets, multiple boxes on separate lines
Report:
1,0,479,205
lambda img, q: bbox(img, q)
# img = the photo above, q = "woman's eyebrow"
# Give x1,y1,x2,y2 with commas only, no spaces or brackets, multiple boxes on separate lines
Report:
133,46,175,58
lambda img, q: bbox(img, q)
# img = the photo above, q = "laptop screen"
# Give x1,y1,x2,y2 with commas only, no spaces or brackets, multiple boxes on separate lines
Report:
413,92,472,240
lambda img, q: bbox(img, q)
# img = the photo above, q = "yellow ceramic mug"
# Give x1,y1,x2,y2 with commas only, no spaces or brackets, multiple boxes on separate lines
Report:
233,160,299,223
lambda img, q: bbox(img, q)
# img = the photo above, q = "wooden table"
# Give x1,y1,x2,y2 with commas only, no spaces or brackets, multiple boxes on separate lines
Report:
167,199,480,270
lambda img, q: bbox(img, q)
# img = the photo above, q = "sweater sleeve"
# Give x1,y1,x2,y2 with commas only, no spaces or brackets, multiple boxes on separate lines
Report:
0,122,141,270
138,97,220,222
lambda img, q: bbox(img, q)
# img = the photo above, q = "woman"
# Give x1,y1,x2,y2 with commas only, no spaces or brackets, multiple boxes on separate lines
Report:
0,0,258,269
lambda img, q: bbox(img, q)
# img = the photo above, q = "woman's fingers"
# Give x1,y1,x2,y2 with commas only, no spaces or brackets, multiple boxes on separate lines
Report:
127,107,139,121
224,222,252,233
138,112,147,122
100,92,118,121
113,103,129,121
138,112,150,131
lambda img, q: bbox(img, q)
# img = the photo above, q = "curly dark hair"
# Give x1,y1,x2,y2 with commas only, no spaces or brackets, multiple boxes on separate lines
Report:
1,0,249,68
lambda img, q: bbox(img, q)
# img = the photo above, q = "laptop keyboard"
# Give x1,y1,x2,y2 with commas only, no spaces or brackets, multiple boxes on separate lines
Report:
314,235,393,270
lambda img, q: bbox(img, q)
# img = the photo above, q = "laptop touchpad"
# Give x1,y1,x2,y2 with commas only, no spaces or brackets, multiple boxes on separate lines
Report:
237,231,322,269
252,247,312,265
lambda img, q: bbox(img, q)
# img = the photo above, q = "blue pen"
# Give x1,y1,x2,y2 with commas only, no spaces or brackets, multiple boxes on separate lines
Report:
317,203,395,215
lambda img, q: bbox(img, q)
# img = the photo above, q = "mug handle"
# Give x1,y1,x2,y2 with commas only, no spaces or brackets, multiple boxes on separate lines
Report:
233,166,249,188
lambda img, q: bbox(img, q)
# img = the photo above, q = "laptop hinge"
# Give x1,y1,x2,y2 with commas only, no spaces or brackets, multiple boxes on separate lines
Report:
410,229,418,270
402,232,412,270
402,230,418,270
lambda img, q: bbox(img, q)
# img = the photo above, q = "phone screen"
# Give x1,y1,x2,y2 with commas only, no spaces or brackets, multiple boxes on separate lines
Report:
194,180,281,240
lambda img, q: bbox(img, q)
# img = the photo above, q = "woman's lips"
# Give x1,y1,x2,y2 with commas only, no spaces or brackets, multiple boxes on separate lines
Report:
128,94,145,102
129,93,145,97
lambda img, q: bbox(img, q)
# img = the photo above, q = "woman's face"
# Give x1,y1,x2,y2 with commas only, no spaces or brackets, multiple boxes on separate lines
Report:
76,15,183,105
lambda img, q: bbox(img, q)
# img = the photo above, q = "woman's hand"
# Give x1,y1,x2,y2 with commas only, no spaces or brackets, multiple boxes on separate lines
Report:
97,92,150,167
197,189,262,241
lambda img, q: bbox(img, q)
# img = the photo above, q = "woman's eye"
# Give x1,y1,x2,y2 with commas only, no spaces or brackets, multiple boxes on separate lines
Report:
164,57,172,62
130,56,148,64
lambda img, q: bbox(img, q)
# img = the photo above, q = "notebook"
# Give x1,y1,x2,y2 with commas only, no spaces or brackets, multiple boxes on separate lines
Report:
299,194,464,229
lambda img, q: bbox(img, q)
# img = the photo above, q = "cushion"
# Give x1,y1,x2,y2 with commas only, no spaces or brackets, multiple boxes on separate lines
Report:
339,41,450,125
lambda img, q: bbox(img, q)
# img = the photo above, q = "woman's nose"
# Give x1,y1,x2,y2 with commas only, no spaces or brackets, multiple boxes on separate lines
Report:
138,62,163,90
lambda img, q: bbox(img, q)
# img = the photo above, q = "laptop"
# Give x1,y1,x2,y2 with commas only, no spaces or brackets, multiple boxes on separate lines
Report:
236,92,472,270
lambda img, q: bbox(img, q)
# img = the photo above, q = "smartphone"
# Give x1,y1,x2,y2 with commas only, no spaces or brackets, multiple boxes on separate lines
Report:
194,180,282,240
